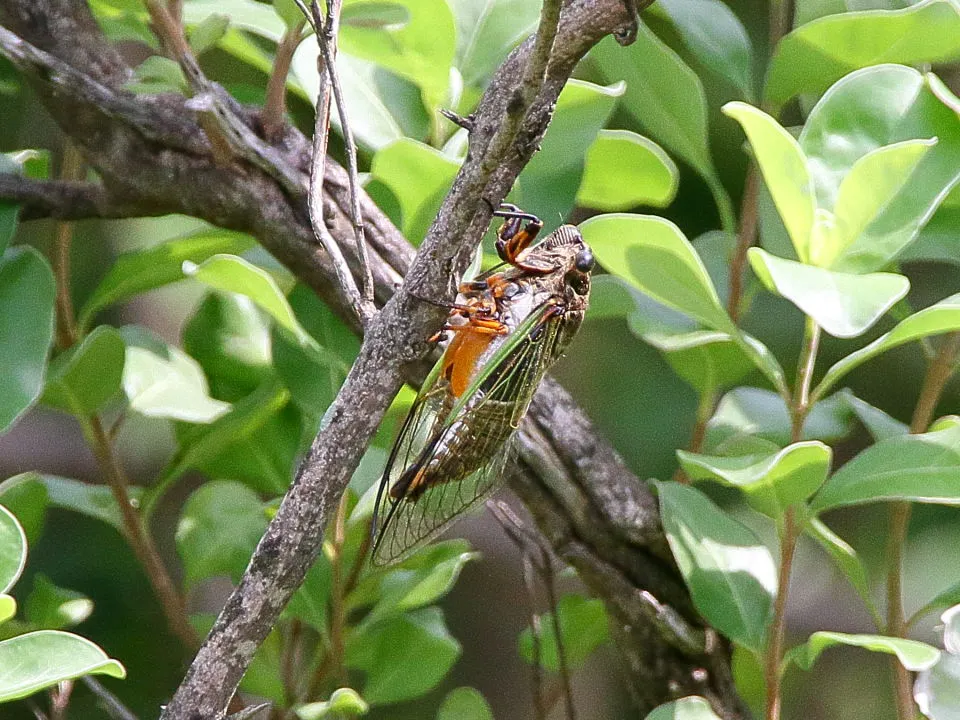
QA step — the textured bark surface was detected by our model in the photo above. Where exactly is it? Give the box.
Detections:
[0,1,748,718]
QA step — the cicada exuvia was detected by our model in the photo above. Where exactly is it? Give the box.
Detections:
[371,205,594,565]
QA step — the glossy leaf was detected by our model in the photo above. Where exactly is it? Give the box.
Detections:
[640,331,753,395]
[657,482,776,652]
[175,480,269,588]
[370,139,459,244]
[0,631,125,701]
[645,696,723,720]
[24,574,93,630]
[0,247,55,434]
[518,594,610,671]
[805,517,879,626]
[577,130,679,211]
[40,475,135,532]
[515,79,624,223]
[183,292,274,400]
[818,293,960,398]
[0,474,47,544]
[338,0,455,112]
[766,0,960,108]
[912,584,960,629]
[120,326,229,422]
[0,155,19,254]
[0,505,26,594]
[42,326,125,417]
[0,595,14,624]
[581,214,732,332]
[188,12,230,55]
[182,0,285,42]
[437,688,492,720]
[706,387,853,451]
[678,441,831,518]
[748,248,909,338]
[297,688,370,719]
[591,25,716,186]
[723,103,815,262]
[787,631,940,672]
[649,0,753,99]
[813,423,960,511]
[800,66,960,273]
[292,46,423,150]
[78,229,254,332]
[448,0,541,88]
[915,653,960,720]
[345,607,460,704]
[840,390,909,442]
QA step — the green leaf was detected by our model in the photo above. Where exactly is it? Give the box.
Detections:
[645,696,723,720]
[649,0,754,100]
[0,595,14,624]
[175,480,269,588]
[514,79,624,223]
[286,553,332,634]
[273,0,305,30]
[0,246,55,434]
[805,517,879,627]
[657,482,776,652]
[576,129,679,211]
[812,423,960,512]
[723,102,815,263]
[786,631,940,672]
[915,653,960,720]
[821,139,935,267]
[581,214,732,332]
[78,229,254,332]
[638,330,754,396]
[0,474,47,545]
[39,475,135,532]
[126,56,186,94]
[182,0,286,42]
[24,574,93,630]
[913,585,960,631]
[817,293,960,399]
[120,326,229,422]
[748,247,909,338]
[840,390,909,442]
[338,0,456,112]
[342,2,410,29]
[706,387,853,451]
[370,139,459,244]
[799,66,960,273]
[765,0,960,108]
[292,47,426,150]
[188,12,230,55]
[0,630,125,701]
[42,326,125,417]
[591,25,716,186]
[297,688,370,719]
[448,0,540,88]
[156,381,293,502]
[345,607,460,705]
[518,594,610,671]
[437,687,493,720]
[678,441,831,518]
[0,505,26,594]
[183,292,274,400]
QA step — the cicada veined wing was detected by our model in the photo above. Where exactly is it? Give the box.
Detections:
[371,302,565,566]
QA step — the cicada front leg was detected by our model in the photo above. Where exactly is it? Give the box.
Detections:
[492,203,551,273]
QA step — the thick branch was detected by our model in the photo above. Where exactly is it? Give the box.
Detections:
[0,1,745,717]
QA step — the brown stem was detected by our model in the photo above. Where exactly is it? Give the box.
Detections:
[328,493,349,685]
[52,144,84,350]
[765,319,820,720]
[87,415,198,649]
[887,331,960,720]
[262,21,306,143]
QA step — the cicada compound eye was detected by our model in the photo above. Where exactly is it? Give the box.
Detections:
[575,247,595,273]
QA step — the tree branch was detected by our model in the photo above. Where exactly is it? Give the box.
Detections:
[0,1,746,716]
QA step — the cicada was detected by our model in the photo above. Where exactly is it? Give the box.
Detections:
[371,205,594,565]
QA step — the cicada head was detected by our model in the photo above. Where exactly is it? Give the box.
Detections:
[532,224,594,313]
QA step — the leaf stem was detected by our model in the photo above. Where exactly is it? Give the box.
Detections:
[727,164,760,322]
[328,492,350,686]
[53,143,83,350]
[261,20,306,143]
[765,318,820,720]
[887,331,960,720]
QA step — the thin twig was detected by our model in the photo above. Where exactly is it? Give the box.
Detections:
[49,680,73,720]
[81,677,141,720]
[887,331,960,720]
[52,143,83,350]
[315,0,376,312]
[328,492,349,686]
[261,20,307,142]
[727,164,760,322]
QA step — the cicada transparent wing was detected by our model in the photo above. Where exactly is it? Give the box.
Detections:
[371,302,564,566]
